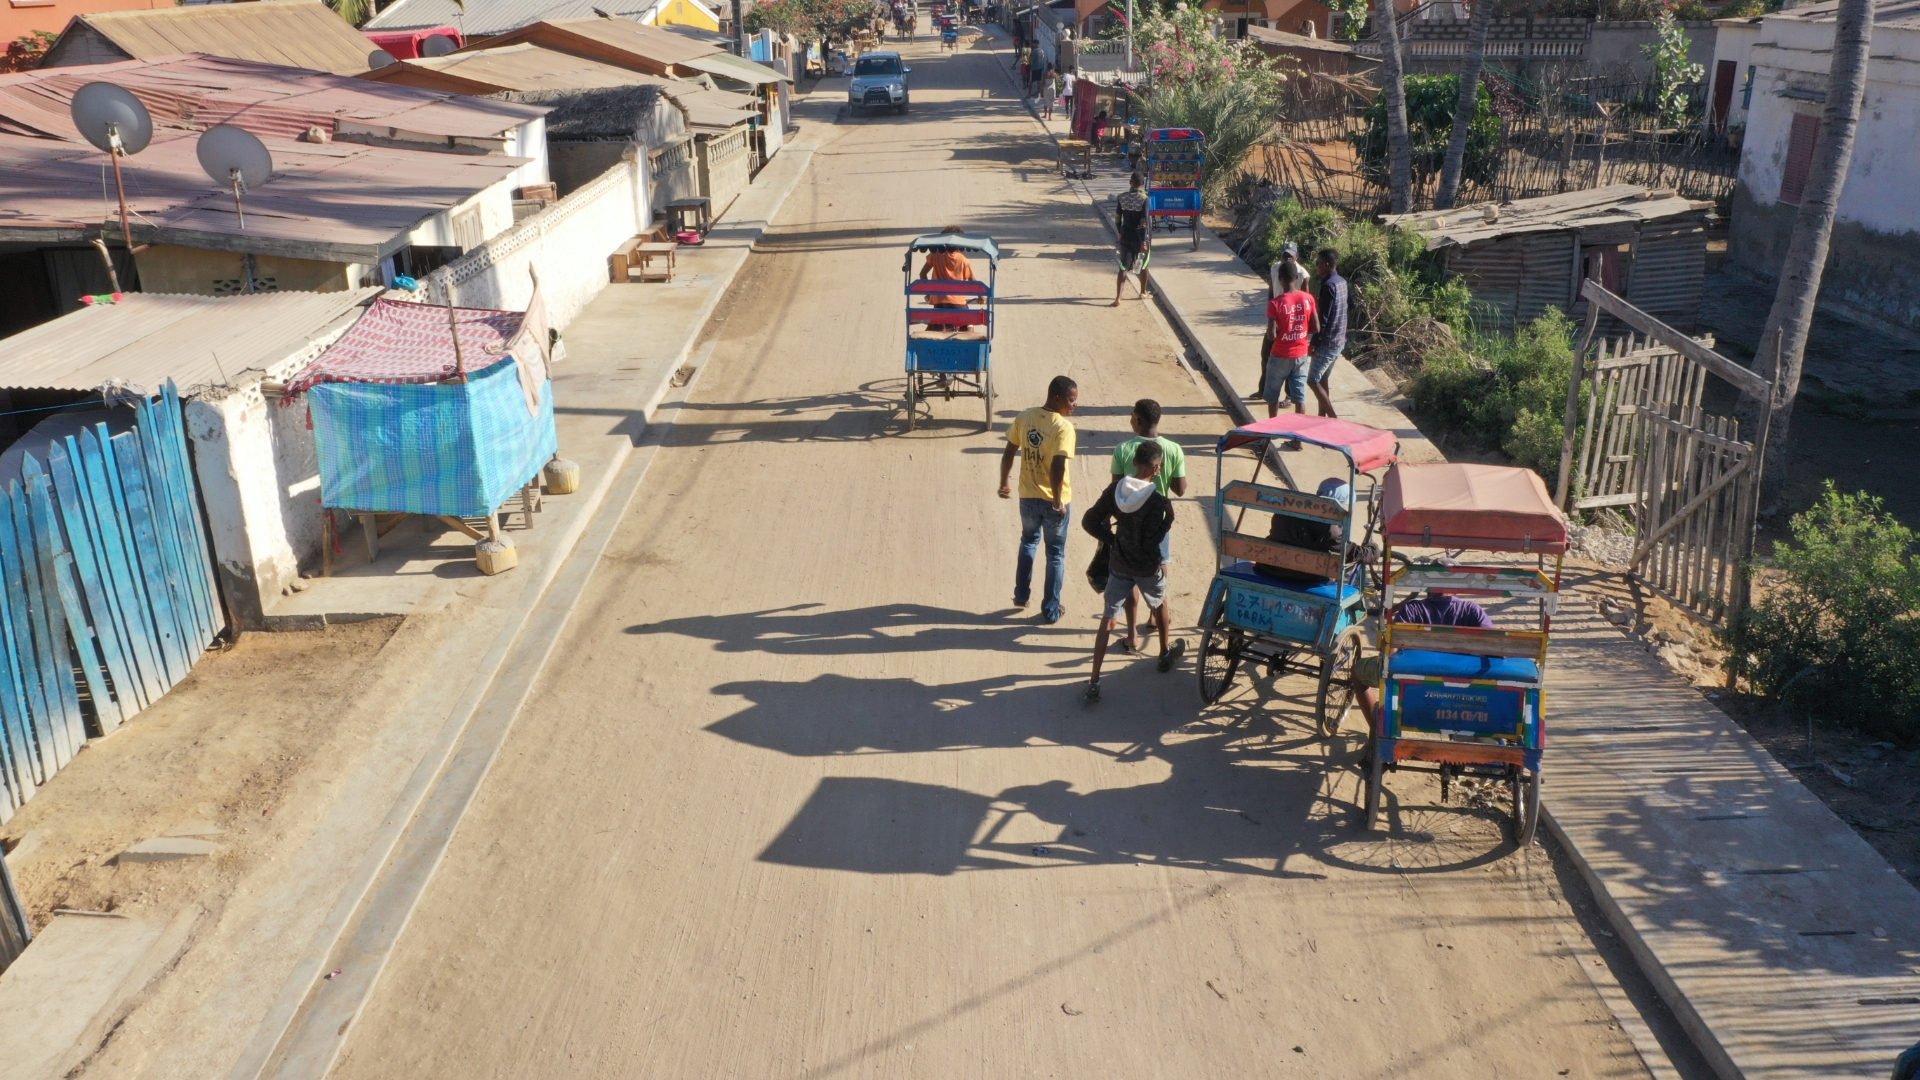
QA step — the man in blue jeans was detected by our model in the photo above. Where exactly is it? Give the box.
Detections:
[998,375,1079,623]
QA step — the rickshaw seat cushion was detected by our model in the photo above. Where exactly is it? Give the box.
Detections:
[1219,560,1344,601]
[1390,649,1539,684]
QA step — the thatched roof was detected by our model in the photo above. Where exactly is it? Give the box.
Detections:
[502,85,665,139]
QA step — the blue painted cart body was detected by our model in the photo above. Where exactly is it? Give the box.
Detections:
[1145,128,1205,249]
[902,232,999,430]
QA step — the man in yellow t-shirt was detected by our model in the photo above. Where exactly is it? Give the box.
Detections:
[998,375,1079,623]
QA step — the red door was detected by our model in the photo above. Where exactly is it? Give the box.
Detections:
[1710,59,1737,132]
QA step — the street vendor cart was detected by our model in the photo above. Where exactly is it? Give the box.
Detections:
[1365,462,1569,844]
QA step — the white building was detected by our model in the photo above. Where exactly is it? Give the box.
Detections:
[1725,0,1920,337]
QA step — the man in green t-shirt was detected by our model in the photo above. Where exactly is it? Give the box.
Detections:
[999,375,1079,624]
[1109,398,1185,645]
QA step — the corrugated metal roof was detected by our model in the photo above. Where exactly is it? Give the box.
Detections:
[681,51,789,85]
[1769,0,1920,28]
[470,17,721,70]
[4,54,547,143]
[1384,185,1714,250]
[0,127,527,260]
[0,289,378,392]
[368,0,658,37]
[57,1,385,76]
[386,42,667,91]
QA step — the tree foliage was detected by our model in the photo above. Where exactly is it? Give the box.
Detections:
[1643,8,1705,127]
[747,0,875,43]
[1407,309,1582,478]
[1353,74,1499,192]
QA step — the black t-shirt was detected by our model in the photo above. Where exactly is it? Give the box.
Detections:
[1116,190,1148,249]
[1254,513,1345,585]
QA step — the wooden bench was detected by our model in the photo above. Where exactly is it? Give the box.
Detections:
[609,238,678,283]
[1058,138,1093,178]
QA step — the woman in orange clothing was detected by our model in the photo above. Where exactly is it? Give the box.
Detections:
[918,224,979,308]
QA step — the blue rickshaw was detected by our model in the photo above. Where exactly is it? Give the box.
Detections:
[1196,415,1399,733]
[903,232,997,430]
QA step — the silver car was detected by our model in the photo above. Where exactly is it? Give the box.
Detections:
[848,51,910,116]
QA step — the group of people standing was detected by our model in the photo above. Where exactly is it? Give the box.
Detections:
[997,379,1187,702]
[1260,242,1348,426]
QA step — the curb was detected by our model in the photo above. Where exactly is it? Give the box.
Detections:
[225,135,821,1080]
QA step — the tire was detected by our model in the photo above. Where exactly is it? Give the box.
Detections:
[905,375,917,430]
[982,368,993,430]
[900,97,910,114]
[1197,627,1239,704]
[1362,746,1384,832]
[1513,770,1541,846]
[1315,626,1364,739]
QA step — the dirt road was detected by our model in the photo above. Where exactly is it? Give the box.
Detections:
[329,39,1654,1079]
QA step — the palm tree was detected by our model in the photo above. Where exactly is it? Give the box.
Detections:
[1750,0,1874,506]
[1373,0,1413,213]
[1434,0,1495,209]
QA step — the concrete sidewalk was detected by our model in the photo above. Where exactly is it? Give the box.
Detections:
[983,29,1920,1080]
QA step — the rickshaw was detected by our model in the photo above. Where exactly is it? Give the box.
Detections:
[1364,462,1568,844]
[902,232,997,430]
[937,13,959,48]
[1145,127,1204,250]
[1196,415,1398,732]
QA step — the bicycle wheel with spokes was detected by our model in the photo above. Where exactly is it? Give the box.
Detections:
[1315,625,1364,738]
[1512,769,1541,846]
[1197,628,1240,704]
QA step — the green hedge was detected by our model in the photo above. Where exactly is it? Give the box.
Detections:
[1726,484,1920,740]
[1405,309,1582,479]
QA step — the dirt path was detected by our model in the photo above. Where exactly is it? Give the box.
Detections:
[326,42,1653,1080]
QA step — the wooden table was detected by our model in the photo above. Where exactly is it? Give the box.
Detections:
[1057,139,1093,178]
[611,237,678,283]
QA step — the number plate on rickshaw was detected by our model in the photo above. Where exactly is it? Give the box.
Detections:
[1224,584,1324,643]
[1392,680,1531,740]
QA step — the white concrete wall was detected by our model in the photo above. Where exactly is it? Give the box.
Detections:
[1737,21,1920,238]
[184,321,355,628]
[422,148,648,330]
[405,175,521,252]
[1709,19,1762,129]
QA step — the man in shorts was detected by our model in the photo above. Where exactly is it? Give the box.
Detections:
[1080,442,1179,701]
[1306,247,1348,418]
[1110,398,1185,639]
[1112,173,1151,305]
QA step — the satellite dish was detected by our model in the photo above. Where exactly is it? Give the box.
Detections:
[420,33,456,56]
[71,82,152,155]
[368,48,399,68]
[196,125,273,229]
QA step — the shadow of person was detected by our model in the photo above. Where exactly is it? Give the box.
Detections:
[630,603,1084,658]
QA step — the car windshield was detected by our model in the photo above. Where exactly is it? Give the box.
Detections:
[855,57,902,76]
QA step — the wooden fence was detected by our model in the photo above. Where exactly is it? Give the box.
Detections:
[1554,282,1776,624]
[0,382,224,821]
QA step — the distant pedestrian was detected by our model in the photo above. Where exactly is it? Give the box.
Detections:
[1263,264,1319,423]
[1041,66,1059,119]
[1110,398,1185,642]
[1307,247,1347,418]
[1081,441,1177,701]
[999,375,1079,623]
[1111,174,1151,305]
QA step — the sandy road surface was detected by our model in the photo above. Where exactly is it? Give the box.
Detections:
[330,38,1653,1080]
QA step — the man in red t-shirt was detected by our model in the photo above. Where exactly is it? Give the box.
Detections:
[1262,266,1319,421]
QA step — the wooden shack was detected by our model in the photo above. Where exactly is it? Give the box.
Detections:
[1384,185,1714,332]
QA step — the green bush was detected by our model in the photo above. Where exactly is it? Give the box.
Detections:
[1406,308,1581,477]
[1725,484,1920,740]
[1258,197,1474,341]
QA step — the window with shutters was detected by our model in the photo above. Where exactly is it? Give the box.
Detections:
[1779,113,1819,205]
[451,207,484,252]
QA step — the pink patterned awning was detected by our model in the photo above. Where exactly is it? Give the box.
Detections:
[281,297,525,402]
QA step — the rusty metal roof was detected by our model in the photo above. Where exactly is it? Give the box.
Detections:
[467,17,721,71]
[48,1,386,76]
[375,42,670,92]
[2,54,547,144]
[0,289,379,392]
[1383,185,1715,250]
[0,127,527,261]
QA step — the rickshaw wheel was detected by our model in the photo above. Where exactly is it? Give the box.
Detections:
[982,369,994,430]
[1315,625,1364,738]
[1362,748,1384,832]
[1197,628,1239,704]
[905,377,918,430]
[1511,770,1541,846]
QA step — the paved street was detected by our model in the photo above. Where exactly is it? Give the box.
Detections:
[327,37,1652,1079]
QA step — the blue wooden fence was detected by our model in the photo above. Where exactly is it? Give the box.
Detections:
[0,382,224,823]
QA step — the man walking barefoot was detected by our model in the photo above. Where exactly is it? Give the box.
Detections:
[1111,174,1152,305]
[1081,442,1178,701]
[999,376,1079,624]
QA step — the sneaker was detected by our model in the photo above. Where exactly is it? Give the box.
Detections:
[1083,681,1101,702]
[1157,638,1187,672]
